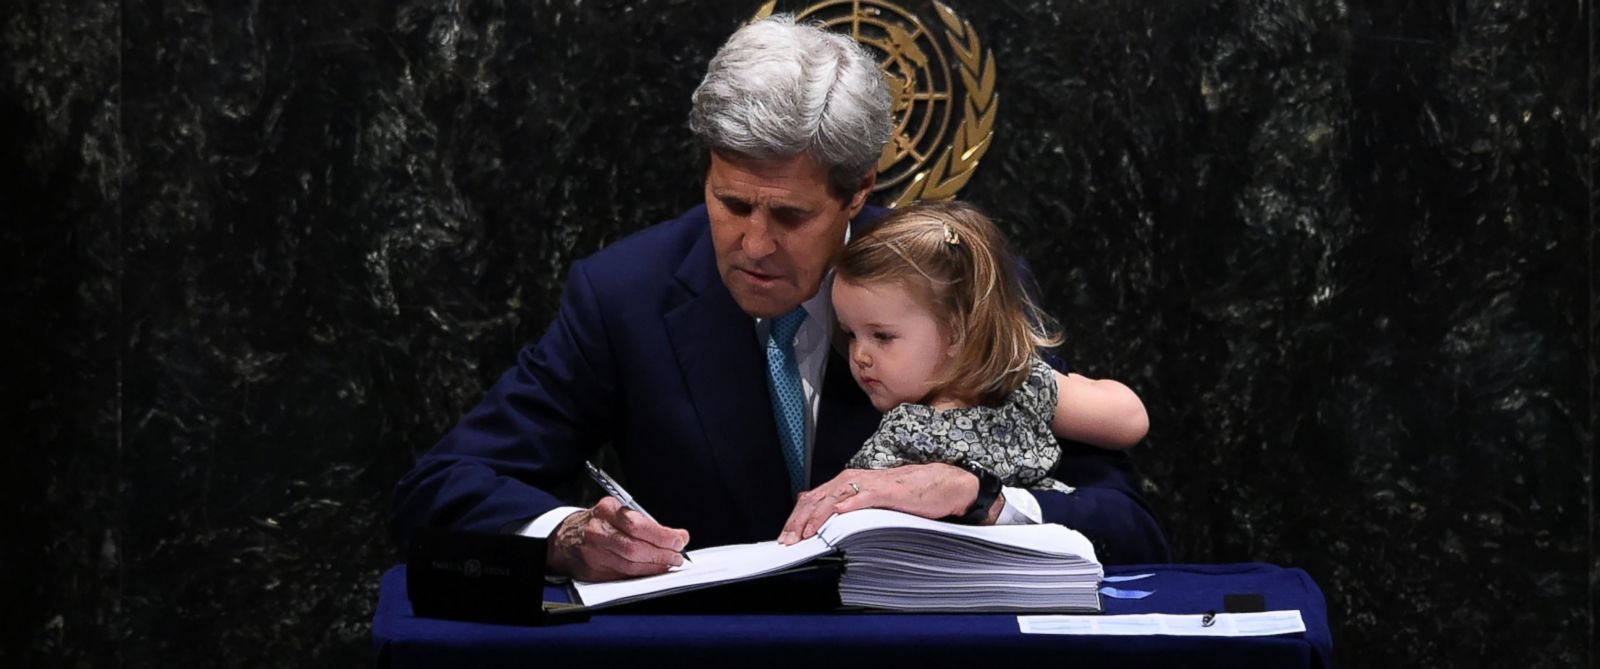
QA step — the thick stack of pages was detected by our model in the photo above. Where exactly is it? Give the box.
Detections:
[821,509,1102,612]
[571,508,1102,612]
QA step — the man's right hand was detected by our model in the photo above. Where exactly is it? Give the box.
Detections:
[545,496,690,582]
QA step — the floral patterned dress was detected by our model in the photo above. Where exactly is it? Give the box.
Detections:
[846,356,1073,492]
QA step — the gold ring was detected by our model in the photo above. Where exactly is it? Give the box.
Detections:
[849,482,861,495]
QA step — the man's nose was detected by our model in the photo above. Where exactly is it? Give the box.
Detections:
[741,215,776,260]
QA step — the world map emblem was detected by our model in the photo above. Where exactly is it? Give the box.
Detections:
[752,1,998,206]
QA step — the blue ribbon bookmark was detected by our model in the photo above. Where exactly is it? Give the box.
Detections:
[1098,586,1155,600]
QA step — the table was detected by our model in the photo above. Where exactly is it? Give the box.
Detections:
[373,562,1332,668]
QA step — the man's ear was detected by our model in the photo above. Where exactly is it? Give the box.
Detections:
[846,171,877,217]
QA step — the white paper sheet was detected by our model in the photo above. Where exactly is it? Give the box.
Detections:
[571,536,831,608]
[819,509,1098,563]
[572,509,1104,611]
[1017,610,1307,637]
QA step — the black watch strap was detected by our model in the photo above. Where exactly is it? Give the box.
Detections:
[950,463,1002,525]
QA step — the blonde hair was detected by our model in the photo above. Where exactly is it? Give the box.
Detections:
[836,201,1063,405]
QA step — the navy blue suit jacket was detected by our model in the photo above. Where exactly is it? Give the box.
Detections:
[391,205,1170,563]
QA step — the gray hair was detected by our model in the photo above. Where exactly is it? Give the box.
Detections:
[689,14,893,198]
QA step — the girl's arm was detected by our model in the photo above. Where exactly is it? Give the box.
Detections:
[1050,371,1149,450]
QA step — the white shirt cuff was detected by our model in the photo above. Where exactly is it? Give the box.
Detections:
[994,486,1043,525]
[517,506,584,538]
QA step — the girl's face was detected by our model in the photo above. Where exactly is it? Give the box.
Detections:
[831,277,956,412]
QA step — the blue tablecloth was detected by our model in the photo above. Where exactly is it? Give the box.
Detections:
[374,562,1332,668]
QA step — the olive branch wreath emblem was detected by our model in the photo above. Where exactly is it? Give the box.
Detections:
[752,1,997,206]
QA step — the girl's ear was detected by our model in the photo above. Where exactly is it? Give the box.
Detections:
[944,324,963,358]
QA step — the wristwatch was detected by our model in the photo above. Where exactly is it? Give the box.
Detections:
[950,463,1001,525]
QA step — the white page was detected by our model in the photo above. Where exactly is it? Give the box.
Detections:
[1017,610,1307,637]
[570,536,832,608]
[818,508,1098,564]
[574,509,1101,609]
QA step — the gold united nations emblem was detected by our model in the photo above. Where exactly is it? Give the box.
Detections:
[752,0,997,207]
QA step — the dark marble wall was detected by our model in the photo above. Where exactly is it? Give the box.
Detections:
[3,0,1591,666]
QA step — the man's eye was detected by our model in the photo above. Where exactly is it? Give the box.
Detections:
[774,209,811,226]
[722,200,752,216]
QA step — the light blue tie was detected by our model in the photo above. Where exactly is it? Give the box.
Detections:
[765,307,810,495]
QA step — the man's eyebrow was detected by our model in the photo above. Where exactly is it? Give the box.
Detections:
[708,191,815,212]
[771,204,817,217]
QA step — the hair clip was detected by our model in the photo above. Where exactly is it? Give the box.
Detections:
[942,222,961,246]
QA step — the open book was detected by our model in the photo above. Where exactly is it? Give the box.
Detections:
[571,508,1103,612]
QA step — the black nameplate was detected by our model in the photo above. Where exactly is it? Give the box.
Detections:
[406,526,585,626]
[1223,593,1267,613]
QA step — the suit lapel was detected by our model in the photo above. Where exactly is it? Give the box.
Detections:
[663,223,794,535]
[661,204,890,534]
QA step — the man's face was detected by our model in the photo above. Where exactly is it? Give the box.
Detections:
[832,277,955,412]
[706,151,869,318]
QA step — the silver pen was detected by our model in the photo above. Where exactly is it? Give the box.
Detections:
[584,461,692,563]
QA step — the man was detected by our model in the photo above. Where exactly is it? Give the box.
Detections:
[389,15,1169,583]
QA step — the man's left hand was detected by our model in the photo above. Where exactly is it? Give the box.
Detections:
[777,463,1001,544]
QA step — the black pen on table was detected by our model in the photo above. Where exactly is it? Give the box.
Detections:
[583,461,693,564]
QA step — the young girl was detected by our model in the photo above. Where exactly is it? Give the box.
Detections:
[833,200,1148,494]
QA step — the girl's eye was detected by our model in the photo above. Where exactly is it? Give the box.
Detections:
[873,332,896,343]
